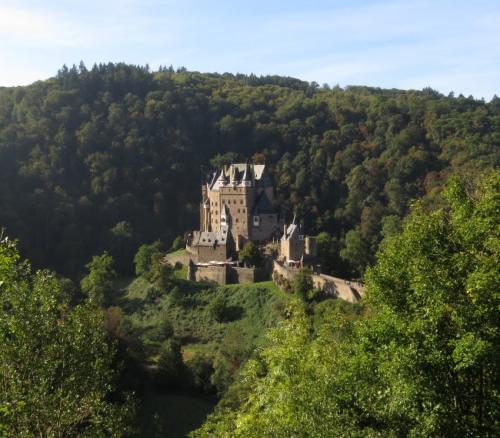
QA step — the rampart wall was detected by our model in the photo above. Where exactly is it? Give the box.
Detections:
[273,261,364,303]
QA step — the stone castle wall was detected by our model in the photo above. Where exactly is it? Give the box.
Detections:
[190,264,229,284]
[251,213,280,242]
[186,263,262,285]
[272,261,364,303]
[164,251,192,266]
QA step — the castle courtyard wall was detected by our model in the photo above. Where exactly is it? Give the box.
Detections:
[272,261,364,303]
[192,265,229,284]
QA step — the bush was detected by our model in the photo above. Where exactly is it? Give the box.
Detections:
[238,241,263,268]
[293,267,313,302]
[148,318,174,343]
[170,235,184,252]
[148,254,174,291]
[133,241,163,277]
[207,294,229,322]
[186,354,215,394]
[157,338,183,387]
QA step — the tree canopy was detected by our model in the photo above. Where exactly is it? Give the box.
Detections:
[0,240,134,436]
[0,64,498,278]
[193,171,500,437]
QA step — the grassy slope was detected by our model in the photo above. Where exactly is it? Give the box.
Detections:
[118,272,289,363]
[114,271,291,436]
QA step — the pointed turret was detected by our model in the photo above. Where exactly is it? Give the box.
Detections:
[217,167,228,185]
[221,203,230,225]
[241,162,252,187]
[230,164,238,185]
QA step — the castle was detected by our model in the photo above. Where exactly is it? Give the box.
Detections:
[172,161,363,301]
[187,163,281,263]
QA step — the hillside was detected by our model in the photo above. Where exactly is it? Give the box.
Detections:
[0,63,498,278]
[108,266,291,436]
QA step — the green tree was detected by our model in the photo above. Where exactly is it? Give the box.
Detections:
[364,172,500,436]
[293,267,313,302]
[81,252,117,307]
[315,231,346,275]
[193,172,500,437]
[157,338,184,387]
[133,241,163,277]
[340,227,370,276]
[208,294,229,322]
[107,221,136,274]
[170,235,184,252]
[149,316,174,342]
[238,241,262,268]
[0,240,135,436]
[148,253,173,291]
[211,325,251,393]
[380,214,401,240]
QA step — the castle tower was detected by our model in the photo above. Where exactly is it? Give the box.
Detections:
[202,163,280,247]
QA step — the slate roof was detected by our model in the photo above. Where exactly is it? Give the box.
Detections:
[209,163,268,191]
[253,190,274,214]
[191,226,229,247]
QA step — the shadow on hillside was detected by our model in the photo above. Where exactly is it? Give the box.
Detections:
[221,305,245,322]
[139,385,217,437]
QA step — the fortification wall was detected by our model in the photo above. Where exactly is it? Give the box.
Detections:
[272,261,364,303]
[192,265,228,284]
[251,213,280,241]
[273,260,296,281]
[190,264,262,285]
[164,251,192,266]
[229,266,254,283]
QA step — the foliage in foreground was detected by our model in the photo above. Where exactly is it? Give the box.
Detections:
[193,172,500,437]
[0,240,134,437]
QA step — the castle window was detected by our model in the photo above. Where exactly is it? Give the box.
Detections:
[240,200,243,204]
[215,202,218,206]
[236,218,239,223]
[237,209,240,213]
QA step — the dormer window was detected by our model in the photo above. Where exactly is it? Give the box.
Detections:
[253,216,260,227]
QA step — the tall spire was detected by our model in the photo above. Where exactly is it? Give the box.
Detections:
[230,164,237,184]
[242,162,251,181]
[217,167,228,185]
[221,203,229,225]
[241,162,252,187]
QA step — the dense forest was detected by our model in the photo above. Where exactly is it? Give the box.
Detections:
[195,173,500,437]
[0,65,499,436]
[0,63,498,278]
[2,171,498,436]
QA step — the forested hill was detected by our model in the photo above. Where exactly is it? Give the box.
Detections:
[0,63,498,277]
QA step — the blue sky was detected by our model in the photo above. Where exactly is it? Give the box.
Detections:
[1,0,499,99]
